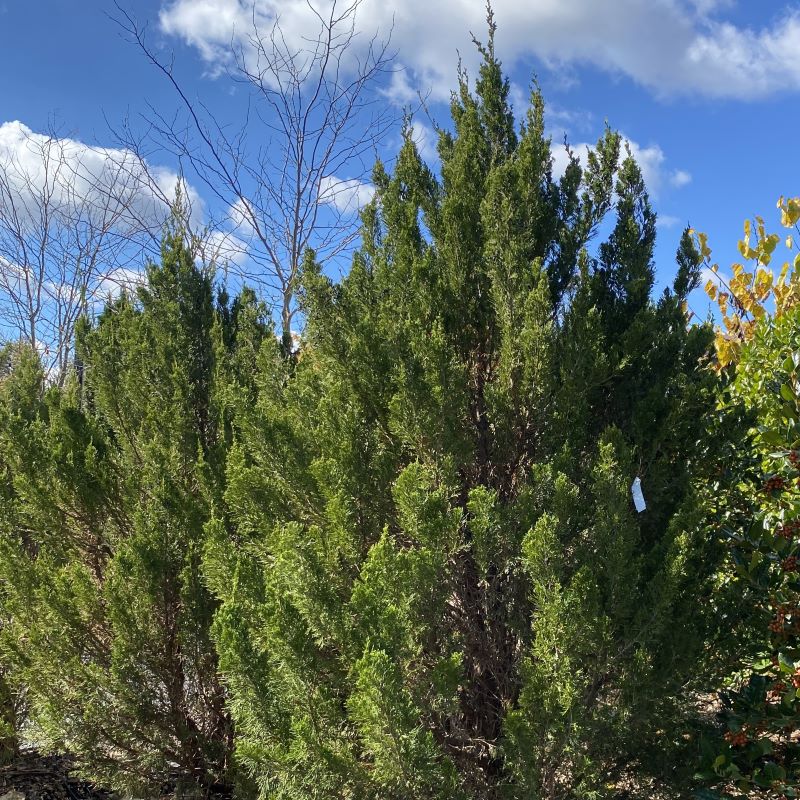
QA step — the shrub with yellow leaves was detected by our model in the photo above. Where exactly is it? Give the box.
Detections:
[693,196,800,369]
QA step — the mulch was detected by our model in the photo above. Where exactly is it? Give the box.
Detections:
[0,751,113,800]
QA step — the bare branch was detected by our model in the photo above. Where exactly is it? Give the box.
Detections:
[112,0,398,342]
[0,121,171,384]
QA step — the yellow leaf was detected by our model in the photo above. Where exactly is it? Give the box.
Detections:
[781,197,800,228]
[696,231,711,259]
[754,267,773,298]
[738,239,758,260]
[765,233,780,253]
[716,337,738,369]
[705,280,717,300]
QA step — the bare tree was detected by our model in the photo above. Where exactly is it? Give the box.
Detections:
[114,0,397,347]
[0,123,180,384]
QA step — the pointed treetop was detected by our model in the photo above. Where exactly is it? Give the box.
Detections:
[470,3,517,160]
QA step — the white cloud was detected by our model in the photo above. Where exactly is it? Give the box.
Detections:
[700,265,730,289]
[550,143,581,181]
[198,228,250,267]
[0,121,202,233]
[227,196,261,241]
[96,267,146,297]
[551,134,685,199]
[684,16,800,97]
[545,104,595,140]
[0,120,205,318]
[0,122,213,365]
[508,82,529,121]
[625,140,667,195]
[409,122,438,163]
[159,0,800,101]
[383,69,420,107]
[318,176,375,213]
[657,214,682,229]
[159,0,261,71]
[670,169,692,188]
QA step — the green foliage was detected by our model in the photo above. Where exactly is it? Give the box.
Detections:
[698,306,800,798]
[0,223,270,795]
[205,19,718,800]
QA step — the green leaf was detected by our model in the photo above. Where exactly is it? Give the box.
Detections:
[762,761,786,781]
[757,738,774,756]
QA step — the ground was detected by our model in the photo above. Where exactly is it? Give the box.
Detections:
[0,751,111,800]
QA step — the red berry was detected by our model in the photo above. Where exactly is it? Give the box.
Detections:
[779,520,800,539]
[724,730,748,747]
[764,476,787,493]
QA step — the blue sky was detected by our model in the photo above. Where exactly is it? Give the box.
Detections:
[1,0,799,320]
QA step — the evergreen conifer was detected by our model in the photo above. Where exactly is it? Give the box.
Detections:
[0,217,268,795]
[205,16,718,799]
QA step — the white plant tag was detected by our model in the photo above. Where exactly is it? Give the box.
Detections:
[631,477,646,513]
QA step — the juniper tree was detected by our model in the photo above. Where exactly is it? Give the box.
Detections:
[0,221,268,795]
[0,343,26,765]
[204,18,719,800]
